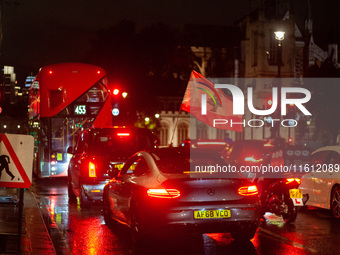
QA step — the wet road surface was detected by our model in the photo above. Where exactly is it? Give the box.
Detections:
[31,178,340,255]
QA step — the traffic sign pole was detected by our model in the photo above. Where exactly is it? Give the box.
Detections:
[0,134,33,252]
[17,188,24,252]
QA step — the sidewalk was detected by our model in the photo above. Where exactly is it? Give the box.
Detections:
[0,188,56,255]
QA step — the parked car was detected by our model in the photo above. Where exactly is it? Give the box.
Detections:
[67,127,158,208]
[300,146,340,218]
[103,147,261,244]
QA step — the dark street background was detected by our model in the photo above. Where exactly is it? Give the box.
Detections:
[2,0,340,83]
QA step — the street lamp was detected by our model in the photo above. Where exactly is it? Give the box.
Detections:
[271,30,285,139]
[274,31,284,78]
[274,31,285,42]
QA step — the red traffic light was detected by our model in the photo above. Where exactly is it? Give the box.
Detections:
[113,89,119,95]
[288,137,293,143]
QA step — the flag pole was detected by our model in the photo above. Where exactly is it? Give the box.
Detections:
[172,71,191,147]
[169,112,180,147]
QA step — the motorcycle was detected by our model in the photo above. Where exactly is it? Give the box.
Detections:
[223,139,310,223]
[257,177,308,223]
[256,144,310,223]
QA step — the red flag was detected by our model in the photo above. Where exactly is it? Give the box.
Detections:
[180,71,243,132]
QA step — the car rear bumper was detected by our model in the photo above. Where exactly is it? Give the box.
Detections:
[154,220,259,235]
[83,182,107,202]
[138,203,261,234]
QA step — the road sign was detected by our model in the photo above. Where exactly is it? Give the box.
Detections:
[112,107,119,116]
[0,134,34,188]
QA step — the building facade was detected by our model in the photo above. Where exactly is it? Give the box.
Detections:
[0,66,27,134]
[180,0,338,147]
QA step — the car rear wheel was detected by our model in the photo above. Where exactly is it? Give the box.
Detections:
[130,206,145,246]
[281,194,298,223]
[103,193,112,225]
[331,186,340,218]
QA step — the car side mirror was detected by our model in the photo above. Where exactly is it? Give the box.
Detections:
[67,146,74,154]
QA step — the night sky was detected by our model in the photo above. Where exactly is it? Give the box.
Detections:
[1,0,339,83]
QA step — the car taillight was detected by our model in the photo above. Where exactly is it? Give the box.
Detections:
[285,178,301,185]
[117,132,130,137]
[237,185,258,196]
[147,189,181,198]
[244,156,263,163]
[89,162,96,177]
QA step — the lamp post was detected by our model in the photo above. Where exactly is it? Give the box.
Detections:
[272,31,285,139]
[274,31,285,78]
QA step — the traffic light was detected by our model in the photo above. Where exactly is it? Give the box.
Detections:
[113,88,119,96]
[265,98,273,112]
[264,116,272,124]
[111,88,120,118]
[111,87,128,121]
[112,88,128,98]
[267,99,273,107]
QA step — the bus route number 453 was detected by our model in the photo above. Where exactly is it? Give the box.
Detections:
[74,105,86,115]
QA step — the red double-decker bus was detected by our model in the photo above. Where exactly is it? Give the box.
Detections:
[28,63,112,178]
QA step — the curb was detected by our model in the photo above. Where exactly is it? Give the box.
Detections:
[0,188,57,254]
[22,188,57,254]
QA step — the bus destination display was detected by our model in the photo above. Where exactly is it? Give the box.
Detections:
[74,105,87,115]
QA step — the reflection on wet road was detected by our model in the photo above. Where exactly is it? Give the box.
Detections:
[32,179,340,255]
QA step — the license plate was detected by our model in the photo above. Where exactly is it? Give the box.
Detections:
[289,189,303,199]
[194,209,231,219]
